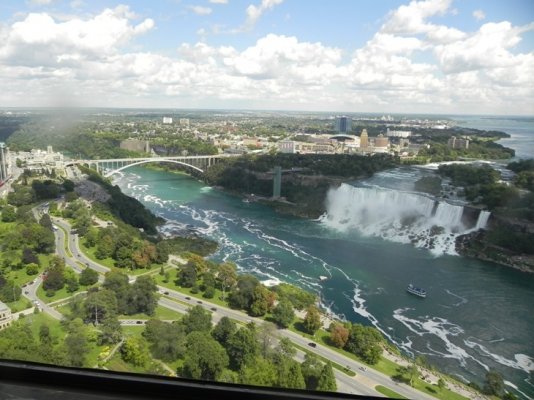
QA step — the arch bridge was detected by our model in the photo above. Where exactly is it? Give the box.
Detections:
[69,154,236,178]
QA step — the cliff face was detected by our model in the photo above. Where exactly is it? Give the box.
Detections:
[456,217,534,273]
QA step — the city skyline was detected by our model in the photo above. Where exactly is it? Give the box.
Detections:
[0,0,533,115]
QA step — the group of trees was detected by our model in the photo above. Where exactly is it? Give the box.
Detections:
[328,322,383,365]
[126,306,337,392]
[418,139,515,162]
[0,318,95,368]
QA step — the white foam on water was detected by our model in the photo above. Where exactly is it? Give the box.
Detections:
[445,289,468,307]
[392,308,489,370]
[464,338,534,374]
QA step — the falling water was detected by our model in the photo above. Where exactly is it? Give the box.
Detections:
[475,210,491,230]
[322,184,468,256]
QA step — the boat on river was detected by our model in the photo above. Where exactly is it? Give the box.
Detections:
[407,284,427,298]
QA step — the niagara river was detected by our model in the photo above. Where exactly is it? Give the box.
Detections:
[114,116,534,398]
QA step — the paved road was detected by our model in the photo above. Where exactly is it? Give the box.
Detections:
[53,216,440,400]
[21,276,63,320]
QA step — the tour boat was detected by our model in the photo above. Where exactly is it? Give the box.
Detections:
[407,284,427,298]
[319,276,328,282]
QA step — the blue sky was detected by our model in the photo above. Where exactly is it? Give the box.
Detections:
[0,0,533,114]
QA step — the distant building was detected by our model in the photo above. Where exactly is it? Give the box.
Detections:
[386,128,412,138]
[360,129,369,148]
[448,136,469,150]
[279,140,296,153]
[47,145,53,154]
[335,116,352,133]
[0,301,12,331]
[0,142,9,183]
[120,138,151,153]
[374,134,389,149]
[179,118,190,127]
[162,117,173,124]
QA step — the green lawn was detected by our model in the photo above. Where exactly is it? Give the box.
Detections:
[37,284,85,304]
[152,273,229,308]
[24,312,66,341]
[6,297,33,312]
[376,385,407,399]
[119,305,184,321]
[80,237,116,269]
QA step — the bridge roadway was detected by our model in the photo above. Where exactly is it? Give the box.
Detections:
[28,213,440,400]
[70,154,238,166]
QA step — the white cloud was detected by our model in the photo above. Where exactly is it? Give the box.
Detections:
[473,9,486,21]
[0,6,154,67]
[188,6,213,16]
[240,0,284,31]
[0,1,533,114]
[209,0,228,4]
[27,0,54,5]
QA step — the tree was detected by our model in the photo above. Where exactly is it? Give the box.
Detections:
[272,299,295,328]
[317,362,337,392]
[98,316,123,345]
[62,179,75,192]
[437,378,446,392]
[257,321,277,358]
[181,305,212,334]
[178,264,197,288]
[303,305,322,335]
[239,357,277,387]
[301,353,323,390]
[84,289,118,325]
[21,248,38,266]
[39,324,52,347]
[79,268,98,286]
[484,369,505,397]
[212,316,237,345]
[95,235,115,259]
[228,274,259,310]
[249,285,274,316]
[344,324,383,364]
[271,344,305,389]
[182,331,229,381]
[330,322,349,348]
[103,271,130,314]
[217,262,237,301]
[226,327,259,370]
[143,319,186,362]
[407,364,419,387]
[39,213,53,231]
[1,205,16,222]
[126,275,158,315]
[64,331,89,367]
[121,337,150,367]
[43,269,65,291]
[25,263,39,276]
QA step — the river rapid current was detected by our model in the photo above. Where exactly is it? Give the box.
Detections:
[114,116,534,398]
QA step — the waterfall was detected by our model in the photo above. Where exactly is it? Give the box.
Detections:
[475,210,491,230]
[322,184,469,256]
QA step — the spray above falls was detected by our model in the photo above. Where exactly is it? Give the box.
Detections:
[321,184,490,256]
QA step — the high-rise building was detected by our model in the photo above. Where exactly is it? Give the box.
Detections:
[360,129,369,148]
[335,116,352,133]
[0,142,9,183]
[162,117,173,124]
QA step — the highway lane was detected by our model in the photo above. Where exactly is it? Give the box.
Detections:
[54,216,438,400]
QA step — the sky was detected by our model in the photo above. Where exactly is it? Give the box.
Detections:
[0,0,533,115]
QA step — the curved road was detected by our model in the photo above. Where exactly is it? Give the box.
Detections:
[48,215,443,400]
